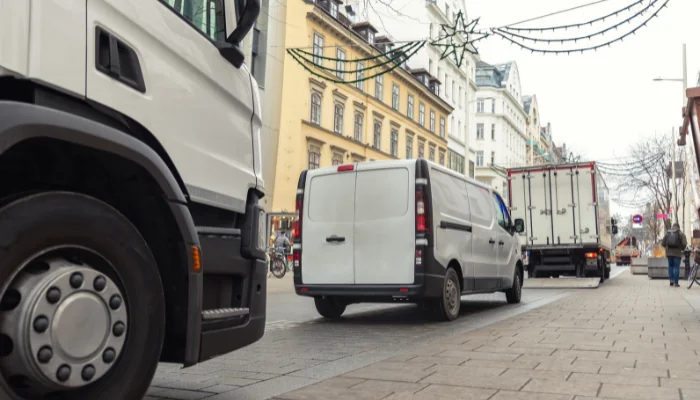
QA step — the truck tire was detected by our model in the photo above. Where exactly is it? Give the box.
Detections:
[0,192,165,400]
[505,268,522,304]
[436,268,461,321]
[314,297,346,319]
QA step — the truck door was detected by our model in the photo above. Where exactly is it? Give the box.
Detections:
[529,170,554,245]
[551,168,577,245]
[509,171,530,243]
[85,0,258,212]
[575,165,598,244]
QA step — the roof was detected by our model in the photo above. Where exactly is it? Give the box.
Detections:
[522,95,533,114]
[475,60,516,89]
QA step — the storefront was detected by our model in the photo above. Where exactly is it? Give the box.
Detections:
[266,213,294,250]
[681,86,700,227]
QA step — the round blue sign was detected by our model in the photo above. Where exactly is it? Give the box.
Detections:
[632,214,643,224]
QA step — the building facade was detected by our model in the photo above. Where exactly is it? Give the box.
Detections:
[523,95,550,165]
[472,60,528,197]
[269,0,452,241]
[347,0,478,178]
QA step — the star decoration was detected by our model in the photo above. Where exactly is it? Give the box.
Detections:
[430,11,489,68]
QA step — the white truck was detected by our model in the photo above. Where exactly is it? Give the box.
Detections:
[0,1,267,399]
[507,162,615,281]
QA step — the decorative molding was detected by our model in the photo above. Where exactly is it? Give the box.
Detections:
[332,88,348,103]
[306,135,326,148]
[372,110,385,120]
[330,144,348,154]
[309,77,327,93]
[351,152,366,161]
[405,129,416,138]
[353,100,367,111]
[390,120,401,129]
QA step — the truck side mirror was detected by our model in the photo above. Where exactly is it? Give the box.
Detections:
[611,218,617,225]
[218,0,261,68]
[514,218,525,234]
[612,226,619,235]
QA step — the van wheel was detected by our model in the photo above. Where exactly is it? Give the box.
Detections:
[314,297,346,319]
[437,268,461,321]
[505,268,522,304]
[0,192,164,400]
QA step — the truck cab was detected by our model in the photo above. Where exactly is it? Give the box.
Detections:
[0,1,266,398]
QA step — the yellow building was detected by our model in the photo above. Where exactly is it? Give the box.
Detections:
[267,0,453,244]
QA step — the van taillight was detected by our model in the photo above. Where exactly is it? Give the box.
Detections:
[292,198,302,243]
[293,250,301,269]
[415,249,423,266]
[416,190,428,233]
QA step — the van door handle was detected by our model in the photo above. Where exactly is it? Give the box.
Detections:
[498,241,505,246]
[489,239,496,245]
[326,235,345,243]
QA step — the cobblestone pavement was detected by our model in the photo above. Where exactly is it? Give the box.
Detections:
[270,270,700,400]
[145,275,581,400]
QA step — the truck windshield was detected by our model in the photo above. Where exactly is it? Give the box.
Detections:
[163,0,226,41]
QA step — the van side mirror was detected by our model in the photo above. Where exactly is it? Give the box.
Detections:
[612,226,619,235]
[611,218,617,225]
[514,218,525,234]
[218,0,261,68]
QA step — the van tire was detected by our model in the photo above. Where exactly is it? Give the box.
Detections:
[505,268,522,304]
[437,268,461,321]
[314,296,346,319]
[0,191,165,400]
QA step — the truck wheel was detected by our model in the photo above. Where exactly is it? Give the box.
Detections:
[505,268,523,304]
[0,192,165,400]
[604,266,610,279]
[314,297,346,319]
[436,268,461,321]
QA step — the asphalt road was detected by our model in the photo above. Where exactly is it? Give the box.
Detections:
[147,265,628,400]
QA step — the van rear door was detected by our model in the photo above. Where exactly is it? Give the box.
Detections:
[353,161,415,284]
[302,166,356,284]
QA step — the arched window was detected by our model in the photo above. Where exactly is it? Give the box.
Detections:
[354,113,363,141]
[310,93,321,124]
[333,104,344,134]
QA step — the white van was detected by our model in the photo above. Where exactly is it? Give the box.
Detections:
[291,159,525,321]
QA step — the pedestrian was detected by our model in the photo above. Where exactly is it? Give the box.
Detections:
[662,222,688,287]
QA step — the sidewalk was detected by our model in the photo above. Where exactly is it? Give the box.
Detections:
[273,271,700,400]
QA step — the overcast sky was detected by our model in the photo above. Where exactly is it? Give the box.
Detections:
[465,0,698,216]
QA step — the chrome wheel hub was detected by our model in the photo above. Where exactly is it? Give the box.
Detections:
[445,279,459,314]
[0,256,127,392]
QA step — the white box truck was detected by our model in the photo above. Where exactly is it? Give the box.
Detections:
[507,162,614,281]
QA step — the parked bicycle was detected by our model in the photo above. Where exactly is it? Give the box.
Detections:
[268,247,288,279]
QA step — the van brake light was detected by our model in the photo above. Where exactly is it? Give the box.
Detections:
[337,164,354,172]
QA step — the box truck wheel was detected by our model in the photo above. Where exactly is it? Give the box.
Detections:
[436,268,461,321]
[505,267,523,304]
[314,296,346,319]
[0,192,165,400]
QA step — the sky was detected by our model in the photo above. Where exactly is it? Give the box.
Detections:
[464,0,700,216]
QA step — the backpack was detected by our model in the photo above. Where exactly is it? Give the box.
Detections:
[667,231,681,249]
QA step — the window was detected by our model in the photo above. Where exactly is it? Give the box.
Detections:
[354,113,363,141]
[330,1,339,17]
[439,150,445,165]
[310,93,321,124]
[373,122,381,149]
[429,59,434,74]
[313,33,324,65]
[333,104,344,134]
[406,136,413,159]
[429,110,435,133]
[368,31,374,44]
[418,141,425,158]
[390,130,398,156]
[451,81,455,100]
[476,151,484,166]
[491,124,495,140]
[375,74,383,100]
[476,98,484,113]
[308,145,320,169]
[451,116,454,135]
[355,62,365,91]
[164,0,226,41]
[445,4,450,19]
[336,48,345,79]
[429,145,436,162]
[407,95,414,118]
[476,123,484,140]
[448,149,465,174]
[469,160,475,178]
[457,121,461,138]
[490,151,495,165]
[392,84,400,110]
[332,152,343,166]
[491,99,495,113]
[439,117,445,138]
[493,194,510,230]
[419,103,425,126]
[445,76,450,99]
[458,87,463,108]
[250,27,264,84]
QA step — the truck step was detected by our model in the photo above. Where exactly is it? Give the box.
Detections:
[196,226,241,238]
[202,307,249,321]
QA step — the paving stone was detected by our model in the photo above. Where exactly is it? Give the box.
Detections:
[490,391,574,400]
[343,362,436,383]
[408,356,467,365]
[420,373,528,391]
[660,377,700,389]
[598,383,680,399]
[383,384,496,399]
[599,365,669,377]
[460,358,540,370]
[147,389,213,399]
[521,378,600,397]
[275,384,392,400]
[569,372,658,386]
[435,350,520,361]
[500,367,571,381]
[349,379,427,394]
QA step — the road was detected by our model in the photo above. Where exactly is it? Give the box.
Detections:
[147,265,628,400]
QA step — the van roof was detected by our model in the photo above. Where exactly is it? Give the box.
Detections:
[309,159,493,192]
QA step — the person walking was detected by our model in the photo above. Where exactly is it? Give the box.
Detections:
[662,222,688,287]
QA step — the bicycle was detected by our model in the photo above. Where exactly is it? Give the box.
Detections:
[268,247,288,279]
[688,248,700,289]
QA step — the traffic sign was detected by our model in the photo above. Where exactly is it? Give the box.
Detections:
[632,214,643,224]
